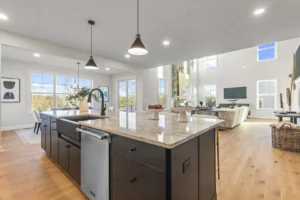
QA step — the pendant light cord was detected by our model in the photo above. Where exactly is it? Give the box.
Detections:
[137,0,139,34]
[77,62,80,87]
[90,24,93,56]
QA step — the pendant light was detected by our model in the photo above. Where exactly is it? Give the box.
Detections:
[128,0,148,55]
[85,20,98,70]
[73,62,80,89]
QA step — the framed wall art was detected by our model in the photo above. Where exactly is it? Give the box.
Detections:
[98,86,109,102]
[1,77,20,103]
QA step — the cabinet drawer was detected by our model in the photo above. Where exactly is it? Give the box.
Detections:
[111,186,134,200]
[111,135,165,173]
[51,118,57,130]
[111,153,165,200]
[58,138,69,171]
[40,114,50,124]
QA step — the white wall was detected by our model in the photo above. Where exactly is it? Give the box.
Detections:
[198,37,300,118]
[0,59,112,130]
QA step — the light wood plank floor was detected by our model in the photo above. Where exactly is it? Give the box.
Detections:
[0,120,300,200]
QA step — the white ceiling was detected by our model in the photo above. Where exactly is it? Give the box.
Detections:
[2,45,124,75]
[0,0,300,68]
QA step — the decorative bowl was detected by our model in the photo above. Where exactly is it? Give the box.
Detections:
[147,108,164,120]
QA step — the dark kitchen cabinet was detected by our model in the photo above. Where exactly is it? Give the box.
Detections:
[69,144,81,183]
[58,138,69,171]
[41,124,46,151]
[112,186,134,200]
[45,124,51,154]
[199,129,216,200]
[40,114,50,153]
[50,129,59,162]
[58,137,81,184]
[171,137,198,200]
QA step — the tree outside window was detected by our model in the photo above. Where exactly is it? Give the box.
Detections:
[204,85,217,107]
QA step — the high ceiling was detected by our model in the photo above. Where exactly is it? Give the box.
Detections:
[0,0,300,68]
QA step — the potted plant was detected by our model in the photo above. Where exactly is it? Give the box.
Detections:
[66,87,97,112]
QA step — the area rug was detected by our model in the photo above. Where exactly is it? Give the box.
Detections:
[15,128,41,145]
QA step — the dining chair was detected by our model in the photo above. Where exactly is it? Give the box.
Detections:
[32,110,41,134]
[193,114,221,179]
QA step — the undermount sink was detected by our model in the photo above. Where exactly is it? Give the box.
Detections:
[65,115,108,122]
[57,115,108,143]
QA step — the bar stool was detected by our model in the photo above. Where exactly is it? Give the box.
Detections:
[32,110,41,134]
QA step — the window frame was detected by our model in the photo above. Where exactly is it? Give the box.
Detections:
[29,70,93,111]
[204,55,217,70]
[204,84,217,107]
[55,75,76,107]
[257,42,277,62]
[256,80,277,110]
[158,78,166,106]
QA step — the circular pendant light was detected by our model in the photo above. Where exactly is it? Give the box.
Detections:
[85,20,98,70]
[128,0,148,55]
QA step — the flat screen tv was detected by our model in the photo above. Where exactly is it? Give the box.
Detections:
[224,87,247,99]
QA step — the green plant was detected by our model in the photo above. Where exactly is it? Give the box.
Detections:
[66,87,97,106]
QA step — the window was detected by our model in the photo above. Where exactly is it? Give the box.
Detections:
[204,85,217,107]
[157,66,163,79]
[118,79,136,112]
[31,73,54,111]
[30,73,93,111]
[257,80,276,109]
[257,42,277,61]
[76,78,92,89]
[56,76,75,107]
[158,79,166,106]
[204,55,217,69]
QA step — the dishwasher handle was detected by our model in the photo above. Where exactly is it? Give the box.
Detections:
[76,128,109,140]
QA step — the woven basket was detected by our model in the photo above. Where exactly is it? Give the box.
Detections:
[271,123,300,152]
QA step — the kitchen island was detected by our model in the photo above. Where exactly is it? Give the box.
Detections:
[40,109,223,200]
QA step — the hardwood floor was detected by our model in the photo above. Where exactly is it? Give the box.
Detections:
[0,131,88,200]
[217,119,300,200]
[0,120,300,200]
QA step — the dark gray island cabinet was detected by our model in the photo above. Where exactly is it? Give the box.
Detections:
[110,129,216,200]
[40,110,219,200]
[40,113,81,184]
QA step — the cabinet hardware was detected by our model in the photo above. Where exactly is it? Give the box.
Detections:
[130,177,137,184]
[90,191,96,198]
[52,129,57,131]
[129,148,137,152]
[43,125,47,127]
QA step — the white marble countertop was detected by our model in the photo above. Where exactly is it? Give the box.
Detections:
[41,110,224,149]
[40,109,106,118]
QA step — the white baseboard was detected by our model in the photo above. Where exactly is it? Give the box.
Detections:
[1,124,33,131]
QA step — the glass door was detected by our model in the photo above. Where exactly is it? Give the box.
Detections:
[118,79,136,112]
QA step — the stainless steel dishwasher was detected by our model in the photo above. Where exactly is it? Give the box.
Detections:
[76,126,110,200]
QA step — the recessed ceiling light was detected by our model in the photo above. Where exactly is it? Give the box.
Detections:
[163,40,170,46]
[254,8,265,16]
[106,68,110,71]
[243,66,247,68]
[125,54,131,58]
[0,13,8,20]
[33,53,41,57]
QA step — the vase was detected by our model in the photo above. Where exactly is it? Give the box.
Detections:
[79,98,89,112]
